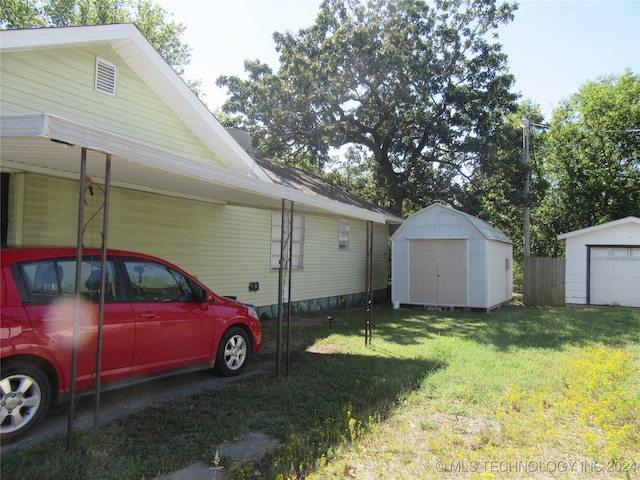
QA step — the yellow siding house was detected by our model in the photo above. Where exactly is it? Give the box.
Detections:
[0,24,400,316]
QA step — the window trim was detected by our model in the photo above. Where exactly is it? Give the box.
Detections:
[271,212,305,270]
[339,218,351,250]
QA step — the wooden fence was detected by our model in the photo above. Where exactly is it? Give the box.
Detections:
[523,257,566,306]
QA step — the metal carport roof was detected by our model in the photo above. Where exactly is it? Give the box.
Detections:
[0,113,390,223]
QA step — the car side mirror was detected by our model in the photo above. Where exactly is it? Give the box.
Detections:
[199,288,213,305]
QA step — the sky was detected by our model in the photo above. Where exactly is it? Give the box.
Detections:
[153,0,640,120]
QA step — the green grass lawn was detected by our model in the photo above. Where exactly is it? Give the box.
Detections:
[2,304,639,479]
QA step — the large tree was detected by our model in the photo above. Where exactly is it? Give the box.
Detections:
[218,0,518,215]
[1,0,197,90]
[534,71,640,256]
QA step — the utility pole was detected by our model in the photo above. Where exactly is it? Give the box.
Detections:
[520,116,531,258]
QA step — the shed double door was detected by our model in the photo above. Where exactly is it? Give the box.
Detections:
[410,239,467,305]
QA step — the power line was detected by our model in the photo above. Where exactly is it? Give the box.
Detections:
[531,123,640,134]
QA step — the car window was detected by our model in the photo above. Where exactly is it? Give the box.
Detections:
[123,260,197,302]
[19,258,118,303]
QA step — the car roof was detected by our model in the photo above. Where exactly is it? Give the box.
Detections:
[1,246,166,264]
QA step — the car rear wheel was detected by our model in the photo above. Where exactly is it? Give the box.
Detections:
[216,327,250,377]
[0,363,51,444]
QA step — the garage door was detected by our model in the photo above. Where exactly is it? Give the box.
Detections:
[590,247,640,307]
[409,239,467,306]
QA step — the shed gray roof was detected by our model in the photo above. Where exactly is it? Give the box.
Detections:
[460,209,513,244]
[391,203,513,244]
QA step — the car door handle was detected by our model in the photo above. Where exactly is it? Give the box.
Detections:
[140,311,158,318]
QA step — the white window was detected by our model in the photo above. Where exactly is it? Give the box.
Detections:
[339,219,350,250]
[95,56,118,96]
[271,212,305,269]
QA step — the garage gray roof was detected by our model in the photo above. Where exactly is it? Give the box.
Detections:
[557,216,640,242]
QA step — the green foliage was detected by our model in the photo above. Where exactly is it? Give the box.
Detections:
[3,306,638,480]
[534,71,640,255]
[0,0,197,94]
[326,145,393,210]
[132,0,190,75]
[1,0,45,27]
[218,0,519,215]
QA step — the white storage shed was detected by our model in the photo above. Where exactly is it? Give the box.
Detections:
[391,203,513,310]
[558,217,640,307]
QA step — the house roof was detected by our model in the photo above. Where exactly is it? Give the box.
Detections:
[0,24,391,224]
[391,203,513,244]
[557,217,640,242]
[253,157,404,224]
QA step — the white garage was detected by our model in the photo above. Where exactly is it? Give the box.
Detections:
[558,217,640,307]
[391,203,513,310]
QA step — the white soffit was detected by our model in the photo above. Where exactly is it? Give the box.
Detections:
[0,114,386,223]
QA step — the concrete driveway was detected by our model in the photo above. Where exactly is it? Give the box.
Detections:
[1,360,273,456]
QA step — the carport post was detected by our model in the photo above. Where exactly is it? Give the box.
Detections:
[364,221,373,346]
[67,148,88,451]
[286,202,294,377]
[66,149,111,450]
[93,153,111,433]
[276,200,285,378]
[276,199,294,378]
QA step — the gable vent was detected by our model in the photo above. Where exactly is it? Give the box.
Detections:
[95,56,118,96]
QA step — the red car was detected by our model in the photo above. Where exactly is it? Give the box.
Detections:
[0,246,262,443]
